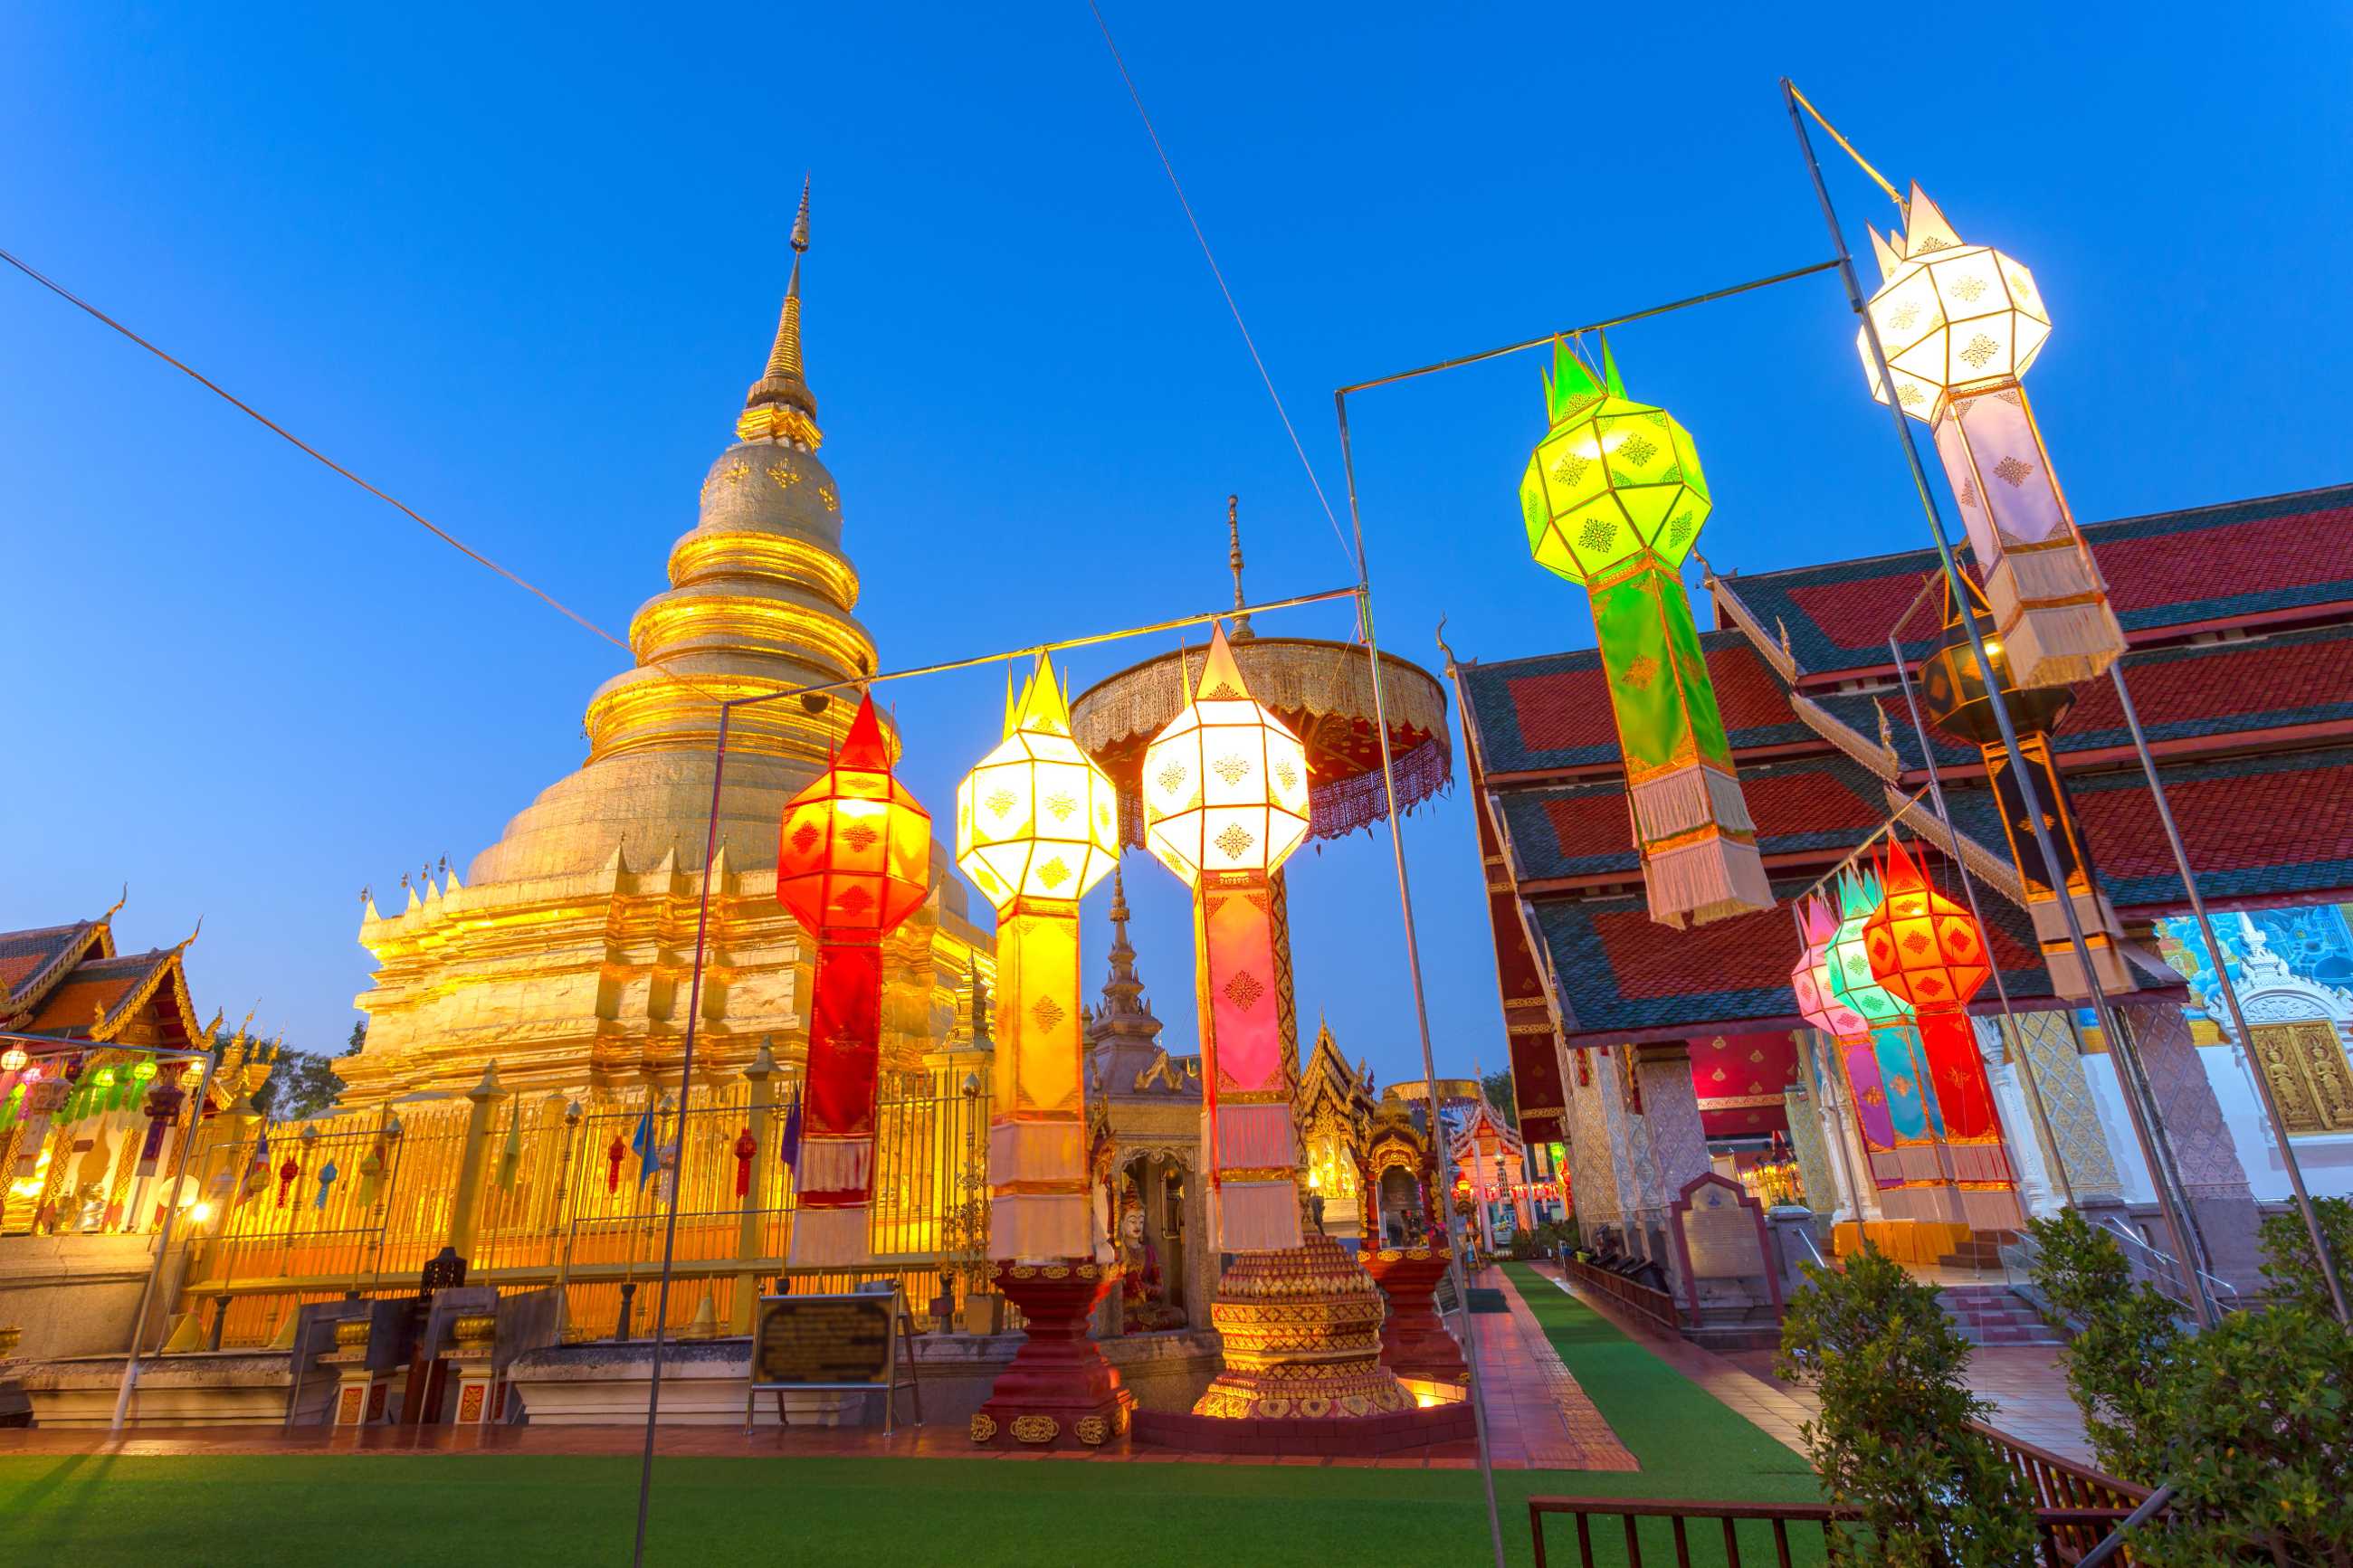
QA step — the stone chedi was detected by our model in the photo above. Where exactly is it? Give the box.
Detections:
[347,186,987,1101]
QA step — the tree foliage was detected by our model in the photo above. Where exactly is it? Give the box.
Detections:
[2023,1208,2183,1482]
[1775,1246,2037,1566]
[246,1020,366,1121]
[1479,1069,1519,1129]
[2029,1204,2353,1565]
[2258,1194,2353,1317]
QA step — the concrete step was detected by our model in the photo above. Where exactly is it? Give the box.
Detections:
[1936,1287,2065,1345]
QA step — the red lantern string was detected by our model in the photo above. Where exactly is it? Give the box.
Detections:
[605,1133,626,1195]
[733,1128,756,1199]
[276,1155,300,1209]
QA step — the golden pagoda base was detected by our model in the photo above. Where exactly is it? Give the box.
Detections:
[1193,1227,1411,1421]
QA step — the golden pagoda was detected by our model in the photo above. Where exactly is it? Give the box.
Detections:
[346,185,990,1103]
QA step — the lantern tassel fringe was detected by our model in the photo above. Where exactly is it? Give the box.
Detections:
[1627,763,1756,841]
[1216,1180,1304,1253]
[787,1203,870,1268]
[988,1193,1093,1261]
[1643,832,1774,928]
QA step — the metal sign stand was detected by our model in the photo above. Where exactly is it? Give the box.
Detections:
[743,1284,921,1439]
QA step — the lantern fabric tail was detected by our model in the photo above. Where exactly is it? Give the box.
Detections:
[986,902,1094,1261]
[1596,560,1773,926]
[1197,874,1302,1255]
[787,938,882,1268]
[1932,388,2123,687]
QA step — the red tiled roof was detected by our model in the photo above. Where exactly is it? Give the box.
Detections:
[1500,642,1801,767]
[1784,573,1931,655]
[0,921,106,1013]
[2079,760,2353,888]
[2101,510,2353,617]
[1507,668,1617,756]
[1593,892,2040,1005]
[2063,632,2353,736]
[1541,793,1635,863]
[20,949,186,1041]
[1739,769,1886,837]
[1595,900,1810,1002]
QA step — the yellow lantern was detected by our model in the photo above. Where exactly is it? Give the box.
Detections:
[956,655,1117,1265]
[956,660,1119,910]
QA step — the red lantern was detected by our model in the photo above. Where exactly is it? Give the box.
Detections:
[1862,841,2014,1192]
[776,693,932,1267]
[733,1128,757,1199]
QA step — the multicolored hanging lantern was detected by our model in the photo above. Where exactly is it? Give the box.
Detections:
[1862,840,2020,1225]
[1138,624,1312,1253]
[1917,572,2134,999]
[0,1045,25,1076]
[956,655,1118,1261]
[1519,337,1771,927]
[1824,866,1948,1196]
[776,691,933,1267]
[1861,185,2124,687]
[1791,892,1900,1191]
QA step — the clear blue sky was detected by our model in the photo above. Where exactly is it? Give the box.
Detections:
[5,5,2347,1088]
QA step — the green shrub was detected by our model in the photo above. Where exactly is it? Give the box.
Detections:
[2257,1194,2353,1316]
[2029,1207,2353,1563]
[2022,1209,2184,1484]
[2135,1303,2353,1566]
[1776,1246,2037,1566]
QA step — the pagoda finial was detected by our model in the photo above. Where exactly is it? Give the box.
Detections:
[1226,494,1253,640]
[738,176,823,448]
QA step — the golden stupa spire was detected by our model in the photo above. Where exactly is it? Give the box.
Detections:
[738,176,822,449]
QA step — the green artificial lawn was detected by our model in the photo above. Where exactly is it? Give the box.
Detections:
[0,1271,1824,1567]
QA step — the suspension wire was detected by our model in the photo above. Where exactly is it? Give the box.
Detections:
[1081,0,1357,574]
[1,244,634,654]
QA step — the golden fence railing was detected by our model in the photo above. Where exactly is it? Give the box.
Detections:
[166,1068,993,1348]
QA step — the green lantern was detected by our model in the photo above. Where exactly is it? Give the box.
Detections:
[1518,337,1770,927]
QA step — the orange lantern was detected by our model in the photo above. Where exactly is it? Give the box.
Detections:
[776,693,932,1267]
[1862,840,2017,1216]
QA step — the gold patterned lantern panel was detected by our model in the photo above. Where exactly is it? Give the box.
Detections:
[1138,627,1311,886]
[1858,184,2122,688]
[956,660,1119,912]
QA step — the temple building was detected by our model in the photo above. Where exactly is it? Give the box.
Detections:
[1458,482,2353,1297]
[345,190,991,1104]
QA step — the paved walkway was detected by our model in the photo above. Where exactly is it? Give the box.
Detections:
[1528,1261,2094,1467]
[1466,1266,1637,1471]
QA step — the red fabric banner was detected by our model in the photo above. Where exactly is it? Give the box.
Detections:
[800,938,882,1207]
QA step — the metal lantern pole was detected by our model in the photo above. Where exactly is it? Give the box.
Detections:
[1783,81,2217,1326]
[1887,633,2076,1210]
[1338,389,1509,1568]
[110,1044,220,1433]
[2106,663,2348,1322]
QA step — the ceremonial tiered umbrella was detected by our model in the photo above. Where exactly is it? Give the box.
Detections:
[1137,624,1314,1254]
[1861,185,2124,687]
[1916,572,2134,998]
[955,655,1133,1451]
[1862,840,2023,1229]
[1790,892,1901,1194]
[1518,337,1770,927]
[775,693,932,1266]
[1824,866,1948,1201]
